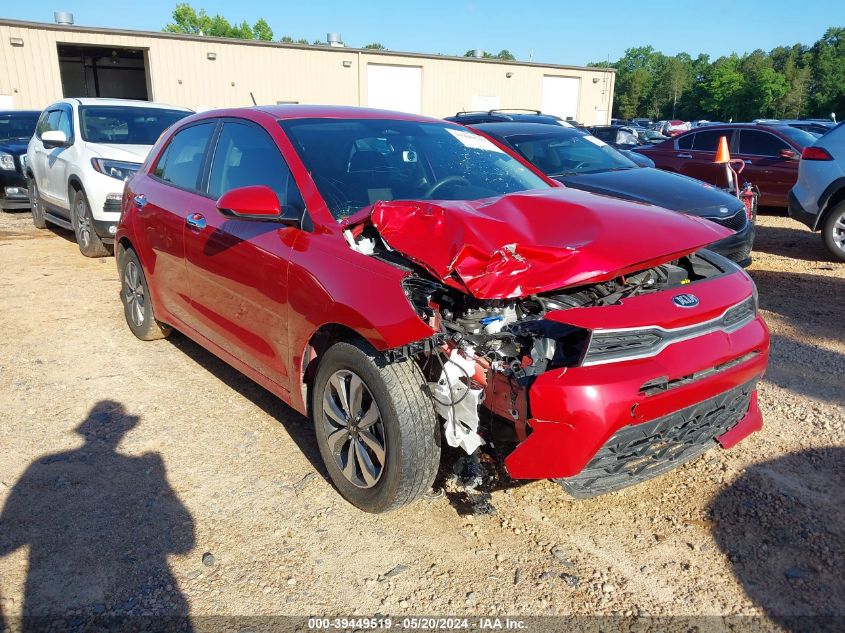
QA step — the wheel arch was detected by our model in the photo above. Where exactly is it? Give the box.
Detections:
[817,180,845,231]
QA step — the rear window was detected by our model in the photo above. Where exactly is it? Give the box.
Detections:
[79,106,190,145]
[773,125,817,148]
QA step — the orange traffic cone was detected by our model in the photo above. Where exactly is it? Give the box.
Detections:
[714,136,731,164]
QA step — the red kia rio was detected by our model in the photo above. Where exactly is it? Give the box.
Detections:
[116,106,770,513]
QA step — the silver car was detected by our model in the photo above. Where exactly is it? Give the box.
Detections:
[789,122,845,260]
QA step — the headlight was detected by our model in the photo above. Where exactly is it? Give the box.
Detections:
[0,153,15,171]
[91,158,141,181]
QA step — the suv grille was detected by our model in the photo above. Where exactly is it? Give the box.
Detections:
[708,209,747,232]
[556,379,756,498]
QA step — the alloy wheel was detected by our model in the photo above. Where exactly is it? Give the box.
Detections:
[321,369,387,488]
[123,261,146,327]
[75,198,92,249]
[833,213,845,251]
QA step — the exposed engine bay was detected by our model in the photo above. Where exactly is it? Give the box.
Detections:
[348,219,731,455]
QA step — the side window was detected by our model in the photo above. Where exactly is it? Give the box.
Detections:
[56,110,72,139]
[208,121,304,211]
[692,130,731,151]
[154,122,216,192]
[36,110,55,137]
[739,130,789,157]
[676,133,694,150]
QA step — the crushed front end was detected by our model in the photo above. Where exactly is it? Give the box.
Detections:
[346,193,770,497]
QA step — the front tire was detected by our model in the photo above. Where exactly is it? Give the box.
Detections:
[118,245,172,341]
[822,202,845,261]
[71,188,110,258]
[311,341,440,513]
[29,178,47,229]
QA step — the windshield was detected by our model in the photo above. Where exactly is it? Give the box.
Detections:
[79,106,189,145]
[280,118,549,221]
[505,131,638,177]
[773,125,818,148]
[0,113,39,141]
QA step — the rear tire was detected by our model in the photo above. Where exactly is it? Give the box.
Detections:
[29,178,46,229]
[822,202,845,261]
[71,188,110,258]
[118,245,172,341]
[311,341,440,513]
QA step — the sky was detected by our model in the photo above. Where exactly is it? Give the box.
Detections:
[8,0,842,66]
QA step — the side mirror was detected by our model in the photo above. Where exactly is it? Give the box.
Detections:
[216,185,301,226]
[780,148,798,160]
[42,130,68,148]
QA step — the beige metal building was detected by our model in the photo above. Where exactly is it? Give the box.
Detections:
[0,18,615,124]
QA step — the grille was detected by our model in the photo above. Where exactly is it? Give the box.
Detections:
[556,379,756,498]
[583,297,757,366]
[708,209,747,232]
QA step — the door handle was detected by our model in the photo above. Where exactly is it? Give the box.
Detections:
[676,153,693,159]
[133,194,147,209]
[186,212,207,230]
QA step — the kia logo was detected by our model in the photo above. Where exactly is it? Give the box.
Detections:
[673,293,700,308]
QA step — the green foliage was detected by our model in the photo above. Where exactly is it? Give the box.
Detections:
[364,42,386,50]
[593,26,845,121]
[463,49,517,60]
[163,3,273,41]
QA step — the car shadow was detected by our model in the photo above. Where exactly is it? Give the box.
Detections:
[0,400,194,631]
[711,448,845,631]
[167,333,328,481]
[751,221,840,264]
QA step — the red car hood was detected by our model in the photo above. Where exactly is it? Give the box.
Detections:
[365,188,733,300]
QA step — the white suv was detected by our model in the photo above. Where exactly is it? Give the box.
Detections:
[26,98,191,257]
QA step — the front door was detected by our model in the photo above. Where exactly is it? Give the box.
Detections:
[183,119,306,390]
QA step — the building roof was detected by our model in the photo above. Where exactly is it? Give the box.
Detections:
[0,18,615,74]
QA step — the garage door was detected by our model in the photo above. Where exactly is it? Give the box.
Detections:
[367,65,422,114]
[541,76,579,120]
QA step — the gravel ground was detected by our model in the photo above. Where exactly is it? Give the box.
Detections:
[0,209,842,629]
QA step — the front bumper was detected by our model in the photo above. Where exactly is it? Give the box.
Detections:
[503,314,770,485]
[0,172,29,210]
[707,216,755,267]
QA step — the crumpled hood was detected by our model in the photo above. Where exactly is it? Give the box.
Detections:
[85,143,152,163]
[559,167,745,217]
[370,188,732,299]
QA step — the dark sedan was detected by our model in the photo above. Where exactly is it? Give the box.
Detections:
[0,110,40,211]
[474,122,756,266]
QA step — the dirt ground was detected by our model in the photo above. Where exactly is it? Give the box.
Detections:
[0,208,843,629]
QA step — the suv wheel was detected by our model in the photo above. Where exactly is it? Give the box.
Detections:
[29,179,46,229]
[117,245,172,341]
[71,188,110,258]
[822,202,845,261]
[311,341,440,513]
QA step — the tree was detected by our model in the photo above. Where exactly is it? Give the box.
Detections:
[462,49,516,60]
[364,43,386,50]
[163,3,274,41]
[496,49,515,61]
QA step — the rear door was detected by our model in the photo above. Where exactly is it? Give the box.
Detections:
[677,129,734,186]
[134,120,218,324]
[183,118,306,389]
[735,129,797,207]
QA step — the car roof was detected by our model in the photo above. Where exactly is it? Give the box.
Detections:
[470,121,583,136]
[57,98,192,112]
[252,104,446,124]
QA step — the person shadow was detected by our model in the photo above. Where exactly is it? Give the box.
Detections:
[0,401,194,631]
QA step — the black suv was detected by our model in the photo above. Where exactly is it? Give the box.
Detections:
[445,109,578,126]
[0,110,40,211]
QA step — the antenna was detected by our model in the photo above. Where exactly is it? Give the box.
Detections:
[250,92,257,106]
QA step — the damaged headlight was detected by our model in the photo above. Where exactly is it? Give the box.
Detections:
[508,320,591,376]
[401,276,442,319]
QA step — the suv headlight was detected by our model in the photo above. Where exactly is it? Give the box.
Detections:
[0,153,15,171]
[91,158,141,181]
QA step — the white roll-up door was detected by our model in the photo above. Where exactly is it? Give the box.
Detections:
[367,64,422,114]
[541,76,580,120]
